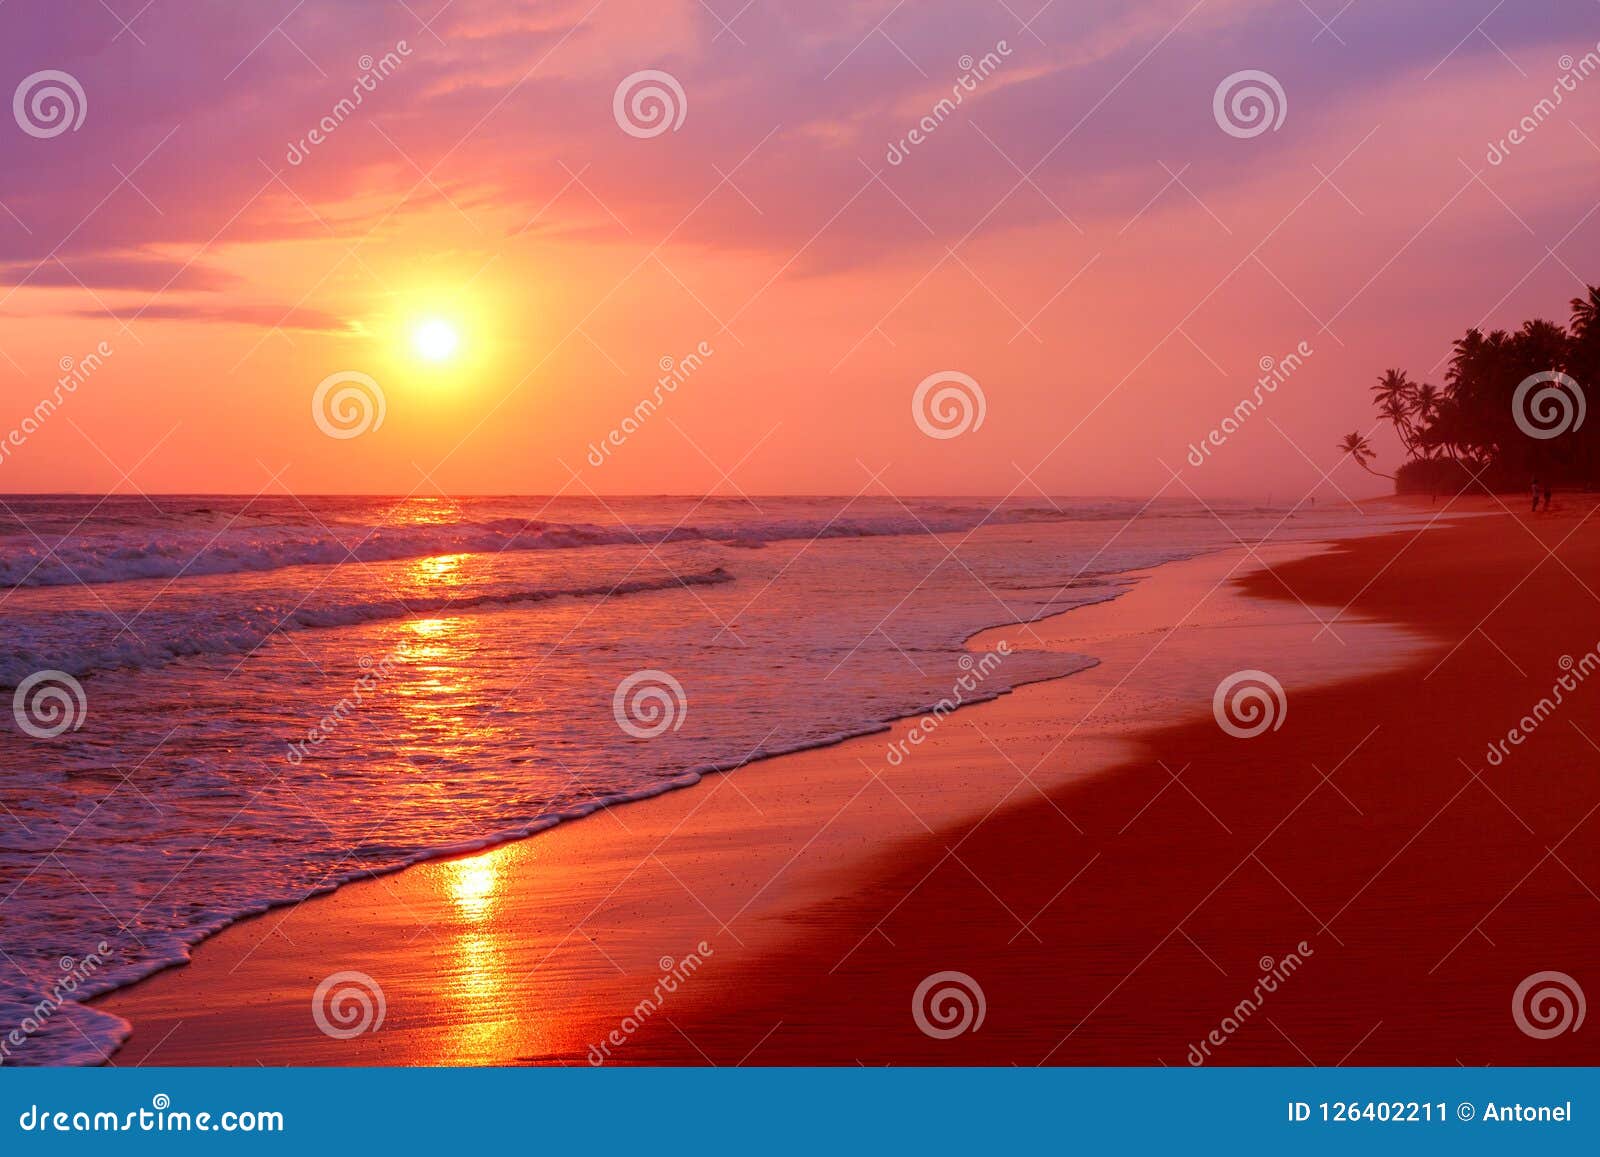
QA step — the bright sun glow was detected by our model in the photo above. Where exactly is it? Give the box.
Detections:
[412,318,460,362]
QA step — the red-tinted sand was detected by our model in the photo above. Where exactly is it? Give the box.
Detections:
[98,501,1600,1065]
[631,502,1600,1064]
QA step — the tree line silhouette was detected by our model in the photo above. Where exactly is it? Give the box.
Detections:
[1340,286,1596,493]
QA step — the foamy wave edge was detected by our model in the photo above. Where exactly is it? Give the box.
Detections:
[0,510,1089,589]
[34,650,1104,1067]
[24,558,1162,1065]
[0,568,735,687]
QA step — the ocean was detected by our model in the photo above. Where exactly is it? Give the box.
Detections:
[0,493,1399,1064]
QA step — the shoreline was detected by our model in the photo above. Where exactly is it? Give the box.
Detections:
[621,500,1600,1065]
[92,516,1435,1066]
[46,537,1122,1064]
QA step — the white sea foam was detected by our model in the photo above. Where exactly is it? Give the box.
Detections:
[0,496,1409,1065]
[0,567,734,686]
[0,509,1084,588]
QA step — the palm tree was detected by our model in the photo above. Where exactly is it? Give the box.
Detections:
[1379,395,1412,446]
[1410,382,1443,458]
[1420,393,1470,465]
[1445,329,1511,467]
[1568,285,1599,343]
[1337,431,1392,479]
[1371,369,1417,454]
[1354,286,1597,493]
[1371,368,1413,404]
[1412,381,1441,423]
[1570,287,1600,489]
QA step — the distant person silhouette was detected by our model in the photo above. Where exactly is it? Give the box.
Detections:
[1543,483,1554,512]
[1532,478,1541,513]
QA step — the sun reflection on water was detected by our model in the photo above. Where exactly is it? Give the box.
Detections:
[380,553,549,1062]
[413,552,467,584]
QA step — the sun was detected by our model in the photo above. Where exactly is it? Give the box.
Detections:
[412,318,460,362]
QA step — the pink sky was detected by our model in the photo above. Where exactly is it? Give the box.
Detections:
[1,0,1597,499]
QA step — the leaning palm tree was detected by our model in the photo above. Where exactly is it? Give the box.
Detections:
[1337,431,1393,479]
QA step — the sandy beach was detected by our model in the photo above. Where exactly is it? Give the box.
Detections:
[96,498,1600,1066]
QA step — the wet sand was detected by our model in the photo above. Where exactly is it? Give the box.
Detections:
[99,499,1600,1065]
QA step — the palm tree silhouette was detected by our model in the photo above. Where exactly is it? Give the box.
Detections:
[1573,286,1600,333]
[1338,431,1392,479]
[1351,283,1598,492]
[1411,381,1441,423]
[1371,369,1417,454]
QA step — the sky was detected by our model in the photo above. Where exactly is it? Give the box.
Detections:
[0,0,1597,499]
